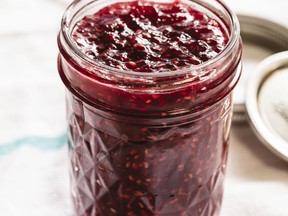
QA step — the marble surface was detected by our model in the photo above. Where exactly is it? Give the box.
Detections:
[0,0,288,215]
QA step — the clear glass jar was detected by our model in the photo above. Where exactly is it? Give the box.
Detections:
[57,0,242,215]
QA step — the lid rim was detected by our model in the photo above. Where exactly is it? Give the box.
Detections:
[245,51,288,162]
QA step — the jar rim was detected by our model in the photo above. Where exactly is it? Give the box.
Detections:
[59,0,240,79]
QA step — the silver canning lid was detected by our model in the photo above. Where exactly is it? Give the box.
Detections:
[246,51,288,162]
[233,15,288,123]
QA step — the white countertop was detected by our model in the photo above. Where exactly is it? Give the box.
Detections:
[0,0,288,215]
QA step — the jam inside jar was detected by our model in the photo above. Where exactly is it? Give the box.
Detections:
[57,0,242,215]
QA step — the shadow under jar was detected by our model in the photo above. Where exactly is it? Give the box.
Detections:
[57,0,242,215]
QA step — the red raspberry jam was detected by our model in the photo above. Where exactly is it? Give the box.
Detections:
[58,0,242,215]
[71,1,228,72]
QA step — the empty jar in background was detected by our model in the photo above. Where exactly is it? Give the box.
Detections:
[57,0,242,215]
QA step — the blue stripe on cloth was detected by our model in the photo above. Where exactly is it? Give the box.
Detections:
[0,134,67,156]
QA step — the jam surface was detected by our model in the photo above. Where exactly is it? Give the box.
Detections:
[72,1,228,72]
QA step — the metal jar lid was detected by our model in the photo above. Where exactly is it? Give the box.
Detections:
[233,15,288,122]
[246,51,288,162]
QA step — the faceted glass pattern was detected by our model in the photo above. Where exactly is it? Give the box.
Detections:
[66,92,232,216]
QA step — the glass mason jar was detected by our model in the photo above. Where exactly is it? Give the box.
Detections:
[57,0,242,215]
